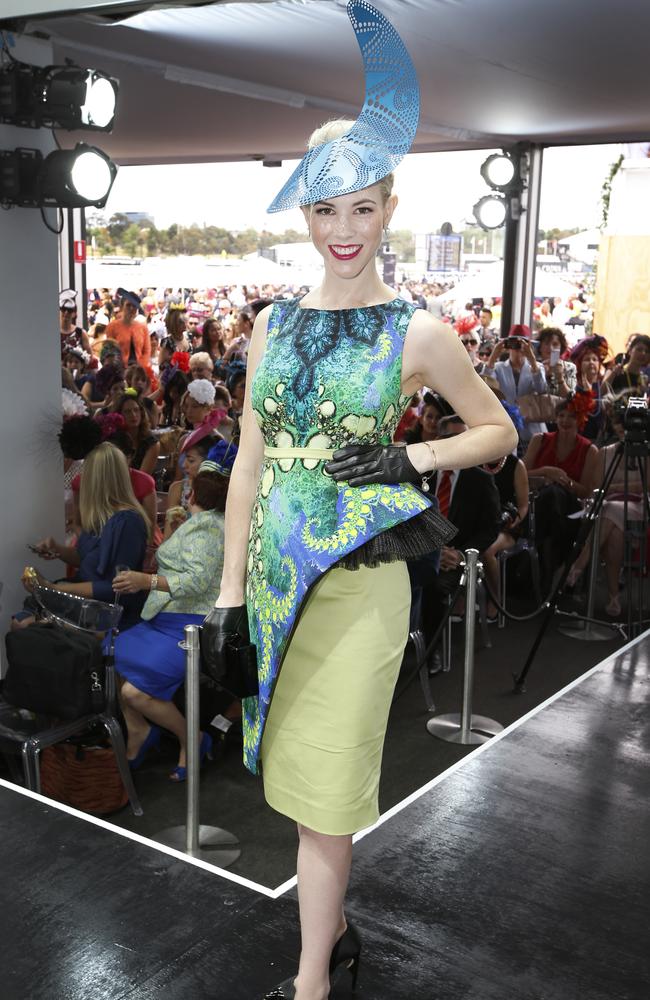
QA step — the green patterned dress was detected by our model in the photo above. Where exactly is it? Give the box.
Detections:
[243,297,453,777]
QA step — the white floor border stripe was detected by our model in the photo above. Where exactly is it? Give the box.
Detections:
[272,627,649,896]
[1,629,646,902]
[0,776,277,898]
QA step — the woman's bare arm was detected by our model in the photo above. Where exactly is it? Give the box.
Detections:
[166,479,182,512]
[139,440,160,476]
[513,459,530,525]
[216,307,269,607]
[571,443,599,499]
[401,311,518,471]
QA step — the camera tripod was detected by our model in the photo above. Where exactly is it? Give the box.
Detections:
[513,425,650,692]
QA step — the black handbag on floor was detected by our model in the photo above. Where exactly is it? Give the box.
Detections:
[3,623,105,719]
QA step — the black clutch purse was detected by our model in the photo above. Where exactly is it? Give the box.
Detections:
[199,605,259,699]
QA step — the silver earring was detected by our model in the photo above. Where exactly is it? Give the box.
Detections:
[383,226,390,239]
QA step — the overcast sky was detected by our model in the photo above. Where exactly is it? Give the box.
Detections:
[102,143,622,235]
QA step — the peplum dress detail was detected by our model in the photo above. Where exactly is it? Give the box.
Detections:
[244,298,454,829]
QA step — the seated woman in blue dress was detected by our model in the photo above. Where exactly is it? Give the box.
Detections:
[111,463,228,780]
[27,442,150,629]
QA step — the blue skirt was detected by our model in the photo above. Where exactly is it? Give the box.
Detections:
[114,612,204,701]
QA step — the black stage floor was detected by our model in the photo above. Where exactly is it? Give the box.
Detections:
[1,630,648,1000]
[92,606,625,889]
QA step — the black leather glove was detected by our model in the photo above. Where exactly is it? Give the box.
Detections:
[199,605,250,685]
[325,443,422,488]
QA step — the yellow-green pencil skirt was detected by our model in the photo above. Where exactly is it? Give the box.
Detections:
[260,560,411,836]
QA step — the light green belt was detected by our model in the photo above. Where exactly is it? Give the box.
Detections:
[264,446,335,460]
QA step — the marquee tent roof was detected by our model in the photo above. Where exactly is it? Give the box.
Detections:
[19,0,650,167]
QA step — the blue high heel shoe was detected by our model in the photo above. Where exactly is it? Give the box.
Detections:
[169,731,213,783]
[128,725,161,770]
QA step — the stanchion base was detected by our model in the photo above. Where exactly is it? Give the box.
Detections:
[557,620,617,641]
[157,825,241,866]
[427,712,504,745]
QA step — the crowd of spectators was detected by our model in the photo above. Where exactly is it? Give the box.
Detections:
[14,278,650,787]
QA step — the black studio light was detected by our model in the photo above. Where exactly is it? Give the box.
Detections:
[0,143,117,209]
[0,61,118,131]
[472,193,507,230]
[479,151,516,191]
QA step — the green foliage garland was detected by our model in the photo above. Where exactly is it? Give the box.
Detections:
[600,154,624,231]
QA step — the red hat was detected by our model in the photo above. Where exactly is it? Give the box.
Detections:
[454,315,479,336]
[508,323,531,339]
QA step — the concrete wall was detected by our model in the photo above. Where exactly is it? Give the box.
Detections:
[0,36,65,667]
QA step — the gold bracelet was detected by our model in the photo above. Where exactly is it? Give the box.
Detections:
[150,574,158,592]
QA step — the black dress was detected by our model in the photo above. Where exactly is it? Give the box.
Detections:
[132,434,156,470]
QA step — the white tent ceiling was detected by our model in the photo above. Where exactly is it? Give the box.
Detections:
[18,0,650,167]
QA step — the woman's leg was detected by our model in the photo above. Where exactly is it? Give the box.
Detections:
[294,823,353,1000]
[482,533,514,616]
[603,523,625,600]
[567,511,616,584]
[119,683,152,758]
[121,681,188,764]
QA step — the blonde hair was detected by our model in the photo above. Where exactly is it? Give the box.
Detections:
[79,442,151,539]
[189,351,214,370]
[307,118,395,202]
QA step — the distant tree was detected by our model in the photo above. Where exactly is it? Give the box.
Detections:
[146,228,160,255]
[107,213,130,241]
[257,229,278,250]
[232,228,260,255]
[120,223,142,257]
[390,229,415,262]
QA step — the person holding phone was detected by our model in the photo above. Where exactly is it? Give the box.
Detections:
[537,327,576,398]
[602,334,650,397]
[484,324,548,446]
[21,443,150,630]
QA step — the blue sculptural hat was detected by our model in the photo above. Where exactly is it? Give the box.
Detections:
[267,0,419,213]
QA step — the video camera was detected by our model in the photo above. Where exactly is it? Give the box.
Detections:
[619,396,650,445]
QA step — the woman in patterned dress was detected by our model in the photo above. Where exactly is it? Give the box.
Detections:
[201,6,517,998]
[206,168,516,1000]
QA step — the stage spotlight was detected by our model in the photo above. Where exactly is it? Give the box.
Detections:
[0,143,117,209]
[473,194,507,230]
[480,152,516,191]
[0,62,118,131]
[41,144,117,206]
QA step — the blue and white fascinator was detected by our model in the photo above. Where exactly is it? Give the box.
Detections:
[267,0,419,213]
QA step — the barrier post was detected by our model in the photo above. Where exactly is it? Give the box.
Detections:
[427,550,504,745]
[158,624,241,865]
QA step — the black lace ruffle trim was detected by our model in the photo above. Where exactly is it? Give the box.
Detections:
[338,505,458,570]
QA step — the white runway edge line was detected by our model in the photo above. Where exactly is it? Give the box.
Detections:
[0,776,277,899]
[273,626,649,896]
[1,628,646,901]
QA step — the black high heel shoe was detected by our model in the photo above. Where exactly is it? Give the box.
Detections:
[330,922,362,991]
[262,923,363,999]
[263,979,296,999]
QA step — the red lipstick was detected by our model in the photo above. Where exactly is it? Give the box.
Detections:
[329,244,363,260]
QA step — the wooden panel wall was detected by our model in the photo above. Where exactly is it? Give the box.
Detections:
[594,235,650,353]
